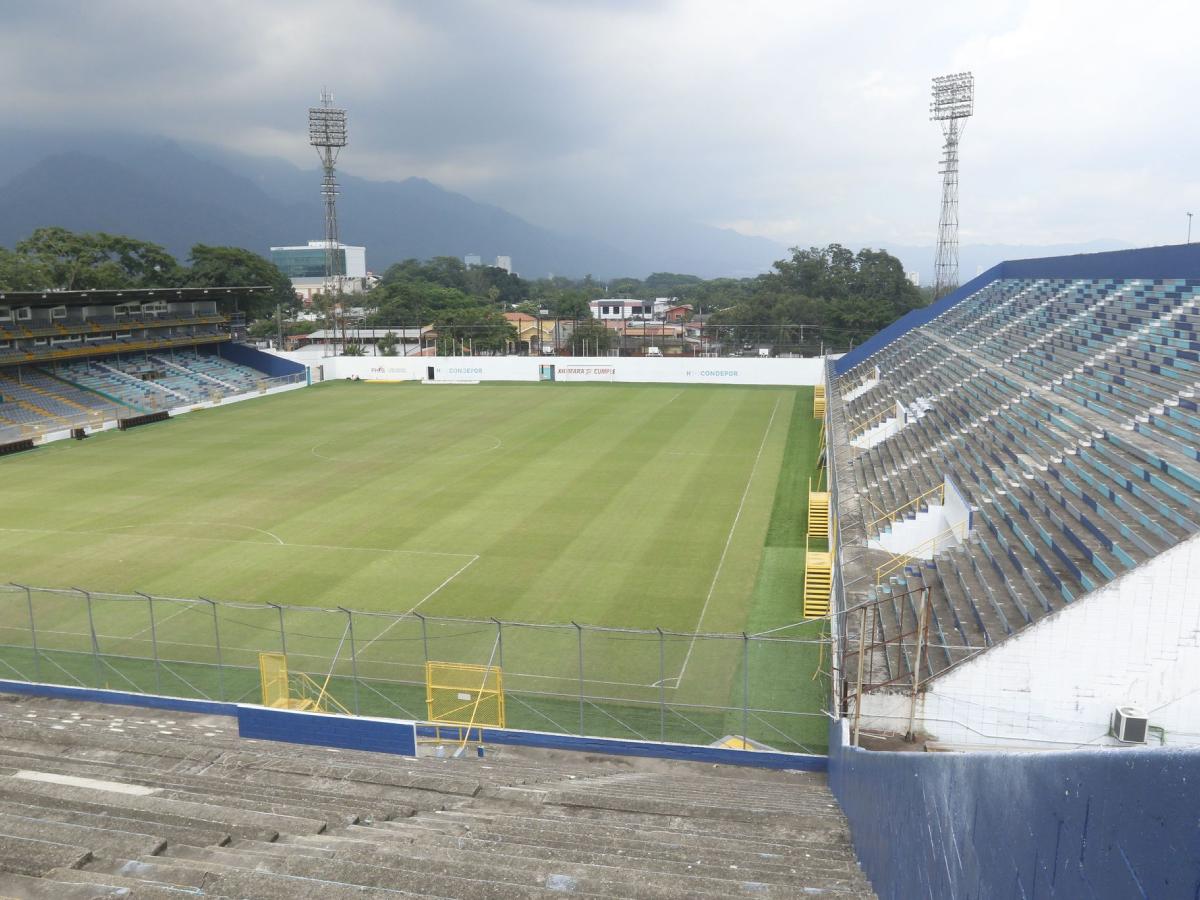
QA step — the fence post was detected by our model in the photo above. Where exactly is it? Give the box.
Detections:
[77,588,101,688]
[905,588,930,742]
[574,621,584,736]
[853,604,868,748]
[340,607,360,716]
[201,597,224,702]
[416,612,429,664]
[271,603,287,657]
[656,627,665,742]
[137,592,161,696]
[742,633,750,745]
[491,618,503,672]
[15,584,39,683]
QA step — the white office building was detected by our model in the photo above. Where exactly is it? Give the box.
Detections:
[270,241,368,302]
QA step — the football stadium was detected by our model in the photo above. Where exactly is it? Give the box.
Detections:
[1,244,1198,898]
[0,14,1197,891]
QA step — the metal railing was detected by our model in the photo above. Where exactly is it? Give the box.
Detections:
[866,482,947,533]
[0,583,833,755]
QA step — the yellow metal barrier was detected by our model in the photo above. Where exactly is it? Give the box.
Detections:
[259,651,290,708]
[813,384,826,418]
[425,661,506,730]
[258,651,351,715]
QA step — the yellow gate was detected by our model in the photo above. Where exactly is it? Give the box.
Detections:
[259,651,291,708]
[258,651,351,714]
[425,661,505,729]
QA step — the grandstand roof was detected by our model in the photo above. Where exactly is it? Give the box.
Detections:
[0,286,272,308]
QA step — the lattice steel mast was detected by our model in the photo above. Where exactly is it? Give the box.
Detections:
[930,72,974,300]
[308,90,348,351]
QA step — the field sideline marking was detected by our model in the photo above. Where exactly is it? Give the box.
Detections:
[664,395,782,689]
[356,554,481,656]
[0,525,477,559]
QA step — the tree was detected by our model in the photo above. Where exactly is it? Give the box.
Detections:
[181,245,296,319]
[710,244,924,349]
[342,343,366,356]
[14,227,180,290]
[568,319,615,355]
[377,331,400,356]
[431,307,516,354]
[0,247,51,291]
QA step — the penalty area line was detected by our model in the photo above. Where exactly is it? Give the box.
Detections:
[356,554,482,656]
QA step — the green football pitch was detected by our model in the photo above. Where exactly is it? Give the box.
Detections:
[0,380,830,751]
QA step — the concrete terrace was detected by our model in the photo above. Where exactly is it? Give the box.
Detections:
[0,693,874,898]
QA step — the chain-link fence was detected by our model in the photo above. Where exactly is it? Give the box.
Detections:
[0,584,832,754]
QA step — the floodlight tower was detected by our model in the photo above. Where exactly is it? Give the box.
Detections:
[308,90,348,349]
[930,72,974,300]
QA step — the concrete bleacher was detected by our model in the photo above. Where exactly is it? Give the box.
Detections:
[50,351,269,413]
[0,369,130,440]
[833,275,1200,685]
[0,694,874,898]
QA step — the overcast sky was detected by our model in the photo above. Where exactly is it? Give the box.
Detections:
[2,0,1197,248]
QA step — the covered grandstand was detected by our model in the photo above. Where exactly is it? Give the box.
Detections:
[0,287,304,443]
[826,243,1200,749]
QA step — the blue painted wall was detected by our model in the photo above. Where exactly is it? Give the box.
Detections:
[827,719,1200,899]
[0,679,237,717]
[237,705,417,756]
[835,243,1200,375]
[415,724,826,771]
[210,342,306,378]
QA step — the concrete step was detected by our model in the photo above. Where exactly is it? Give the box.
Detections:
[0,811,166,861]
[0,781,311,842]
[160,838,853,899]
[0,871,133,900]
[44,867,234,898]
[0,798,229,849]
[0,834,91,878]
[285,824,861,889]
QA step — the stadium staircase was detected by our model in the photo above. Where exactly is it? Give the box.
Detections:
[804,486,833,619]
[832,275,1200,685]
[0,694,876,898]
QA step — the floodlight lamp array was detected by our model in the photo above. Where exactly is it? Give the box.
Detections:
[929,71,974,121]
[308,107,348,148]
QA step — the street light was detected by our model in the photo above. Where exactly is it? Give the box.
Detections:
[1188,212,1193,245]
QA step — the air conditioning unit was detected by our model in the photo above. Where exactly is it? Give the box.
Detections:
[1111,706,1148,744]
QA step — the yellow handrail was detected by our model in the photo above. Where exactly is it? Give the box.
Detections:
[874,523,965,594]
[294,671,353,716]
[848,405,895,439]
[867,482,946,532]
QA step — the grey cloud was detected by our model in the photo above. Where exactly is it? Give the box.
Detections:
[0,0,1197,250]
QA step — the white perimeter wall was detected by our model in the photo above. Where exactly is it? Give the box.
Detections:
[312,355,826,386]
[862,530,1200,748]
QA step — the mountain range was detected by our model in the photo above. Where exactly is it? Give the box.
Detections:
[0,133,787,279]
[0,132,1130,281]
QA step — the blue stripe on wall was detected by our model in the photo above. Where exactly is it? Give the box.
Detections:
[0,679,823,770]
[0,679,237,717]
[415,724,827,771]
[237,705,417,756]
